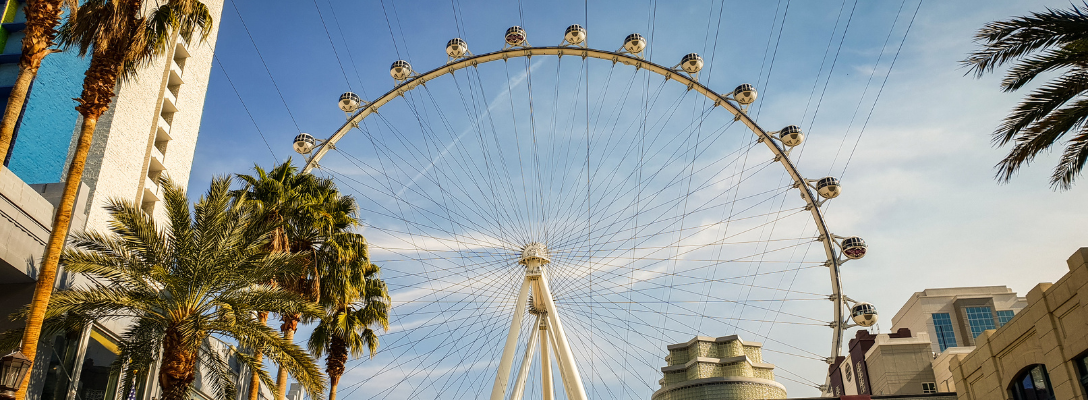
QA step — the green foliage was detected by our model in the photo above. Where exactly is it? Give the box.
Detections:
[308,233,391,360]
[964,2,1088,189]
[40,176,326,400]
[57,0,213,83]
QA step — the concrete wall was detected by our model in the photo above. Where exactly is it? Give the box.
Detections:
[892,287,1026,354]
[950,248,1088,400]
[0,166,88,332]
[5,7,91,184]
[81,0,224,232]
[865,333,938,396]
[931,347,972,393]
[654,335,787,400]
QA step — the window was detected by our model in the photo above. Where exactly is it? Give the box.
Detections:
[922,382,937,394]
[78,328,121,400]
[997,310,1015,327]
[1076,353,1088,396]
[39,333,80,400]
[965,306,996,338]
[1008,364,1055,400]
[932,313,958,351]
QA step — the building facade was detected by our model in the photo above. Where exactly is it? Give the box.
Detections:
[0,0,226,399]
[888,286,1027,394]
[892,286,1027,354]
[949,247,1088,400]
[828,329,939,397]
[652,335,787,400]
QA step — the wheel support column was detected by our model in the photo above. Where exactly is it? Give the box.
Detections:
[490,244,587,400]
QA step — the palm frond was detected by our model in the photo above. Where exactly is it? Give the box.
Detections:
[965,3,1088,76]
[994,69,1088,145]
[1051,123,1088,189]
[996,96,1088,183]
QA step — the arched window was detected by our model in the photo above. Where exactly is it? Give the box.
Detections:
[1008,364,1055,400]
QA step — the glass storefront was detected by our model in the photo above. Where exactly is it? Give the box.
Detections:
[38,333,80,400]
[74,328,121,400]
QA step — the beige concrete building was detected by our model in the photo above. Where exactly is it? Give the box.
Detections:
[865,330,939,396]
[652,335,786,400]
[889,286,1027,394]
[948,247,1088,400]
[932,346,974,393]
[0,1,227,400]
[828,329,939,397]
[892,287,1027,354]
[81,0,224,228]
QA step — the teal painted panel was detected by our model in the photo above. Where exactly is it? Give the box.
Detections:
[7,48,91,184]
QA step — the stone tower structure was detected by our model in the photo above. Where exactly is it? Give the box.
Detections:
[653,335,787,400]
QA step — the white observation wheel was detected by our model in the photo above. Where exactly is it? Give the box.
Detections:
[298,25,876,399]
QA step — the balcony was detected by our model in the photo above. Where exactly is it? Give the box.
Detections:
[175,37,190,58]
[144,176,162,202]
[169,60,184,85]
[150,146,166,169]
[157,116,172,141]
[162,89,178,113]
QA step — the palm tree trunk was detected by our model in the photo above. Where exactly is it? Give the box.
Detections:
[159,327,198,400]
[247,311,269,400]
[326,335,348,400]
[14,24,126,398]
[0,69,36,160]
[13,111,97,400]
[0,0,66,160]
[275,317,298,400]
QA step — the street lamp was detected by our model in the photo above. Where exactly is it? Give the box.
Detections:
[0,351,31,400]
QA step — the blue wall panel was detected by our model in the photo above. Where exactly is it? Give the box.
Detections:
[7,49,90,184]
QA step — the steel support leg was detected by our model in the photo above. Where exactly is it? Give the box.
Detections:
[540,319,553,400]
[537,273,588,400]
[510,315,540,400]
[490,278,532,400]
[546,321,574,400]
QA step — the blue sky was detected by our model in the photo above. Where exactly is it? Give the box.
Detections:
[188,0,1088,398]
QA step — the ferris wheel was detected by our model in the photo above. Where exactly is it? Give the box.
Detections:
[294,24,878,400]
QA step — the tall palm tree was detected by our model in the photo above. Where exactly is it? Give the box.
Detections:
[276,177,356,400]
[0,0,76,160]
[234,160,359,400]
[307,233,390,400]
[34,176,326,400]
[965,2,1088,190]
[233,161,303,400]
[14,2,212,399]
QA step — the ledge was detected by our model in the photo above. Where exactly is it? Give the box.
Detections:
[666,335,763,350]
[653,376,787,396]
[1,22,25,33]
[661,355,776,373]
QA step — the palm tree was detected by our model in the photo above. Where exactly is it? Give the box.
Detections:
[14,2,212,399]
[234,160,359,400]
[276,176,356,400]
[307,233,390,400]
[233,161,307,400]
[35,176,326,400]
[965,2,1088,190]
[0,0,76,160]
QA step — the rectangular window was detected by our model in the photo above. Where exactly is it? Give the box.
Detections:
[932,313,957,351]
[922,382,937,394]
[1076,355,1088,396]
[965,306,996,338]
[39,334,80,400]
[997,310,1015,327]
[79,328,121,400]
